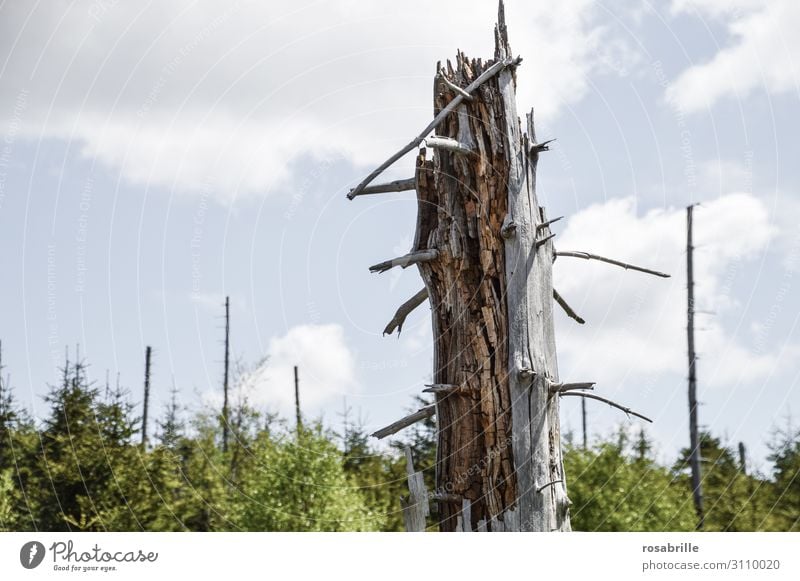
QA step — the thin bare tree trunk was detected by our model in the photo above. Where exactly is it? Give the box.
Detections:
[142,346,152,448]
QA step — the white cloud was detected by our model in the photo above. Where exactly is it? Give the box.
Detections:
[0,0,629,200]
[666,0,800,112]
[231,323,358,416]
[554,193,779,390]
[670,0,762,19]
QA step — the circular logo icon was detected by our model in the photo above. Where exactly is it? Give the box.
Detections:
[20,541,46,569]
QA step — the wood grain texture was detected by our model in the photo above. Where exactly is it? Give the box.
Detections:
[413,49,517,530]
[410,2,571,531]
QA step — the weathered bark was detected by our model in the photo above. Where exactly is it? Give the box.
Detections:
[411,4,570,531]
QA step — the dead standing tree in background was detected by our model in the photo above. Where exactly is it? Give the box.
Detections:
[352,2,667,532]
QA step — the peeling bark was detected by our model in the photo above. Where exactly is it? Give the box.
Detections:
[412,5,570,532]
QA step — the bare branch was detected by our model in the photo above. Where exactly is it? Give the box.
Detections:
[549,382,595,394]
[560,392,653,423]
[536,216,564,232]
[553,289,586,325]
[371,405,436,439]
[536,479,563,494]
[422,383,460,394]
[348,177,415,199]
[425,136,475,156]
[369,249,439,274]
[555,251,670,278]
[422,383,478,397]
[346,56,521,200]
[529,138,556,154]
[535,233,556,249]
[437,74,473,101]
[383,288,429,336]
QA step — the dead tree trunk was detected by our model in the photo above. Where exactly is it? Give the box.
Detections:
[294,365,302,434]
[222,296,230,453]
[686,204,704,529]
[355,1,663,532]
[406,8,568,531]
[142,345,152,447]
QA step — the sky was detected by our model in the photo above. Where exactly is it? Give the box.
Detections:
[0,0,798,470]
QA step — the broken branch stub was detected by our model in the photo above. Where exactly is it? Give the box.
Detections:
[347,177,415,199]
[553,289,586,325]
[368,249,439,274]
[372,405,435,440]
[383,288,429,336]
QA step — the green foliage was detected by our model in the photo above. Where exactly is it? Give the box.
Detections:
[1,346,798,532]
[342,413,407,531]
[234,424,383,531]
[766,426,800,531]
[673,432,778,531]
[566,429,696,531]
[0,467,16,531]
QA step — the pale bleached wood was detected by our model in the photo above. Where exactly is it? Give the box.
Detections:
[369,249,438,274]
[347,177,415,199]
[424,136,475,156]
[371,405,435,439]
[437,73,474,100]
[536,215,564,232]
[502,507,519,532]
[383,288,429,336]
[422,383,460,394]
[549,381,595,394]
[529,138,556,154]
[401,447,429,532]
[498,16,571,528]
[346,55,521,200]
[461,498,472,532]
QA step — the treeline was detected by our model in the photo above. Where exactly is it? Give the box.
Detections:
[0,354,798,531]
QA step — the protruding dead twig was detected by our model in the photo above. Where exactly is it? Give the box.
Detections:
[425,136,475,156]
[535,233,556,249]
[549,382,595,394]
[529,138,556,154]
[348,177,415,199]
[437,74,473,101]
[537,216,564,232]
[536,479,563,494]
[346,56,521,200]
[369,249,439,274]
[383,288,429,336]
[555,251,670,278]
[372,405,436,439]
[422,383,459,394]
[553,289,585,325]
[560,392,653,423]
